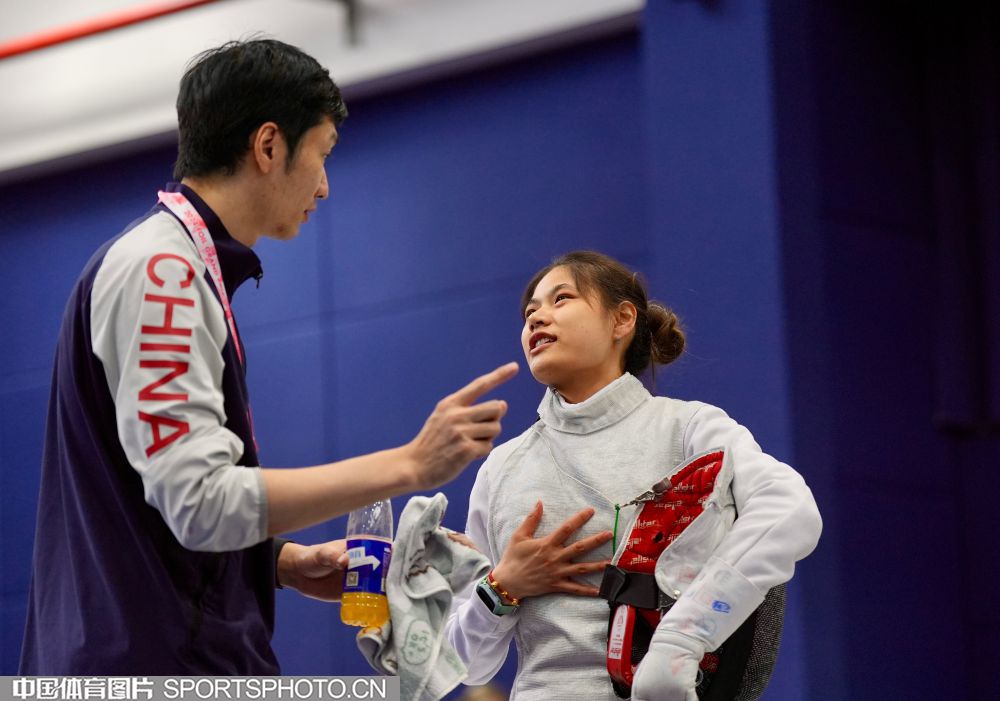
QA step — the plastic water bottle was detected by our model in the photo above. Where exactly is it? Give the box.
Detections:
[340,499,393,628]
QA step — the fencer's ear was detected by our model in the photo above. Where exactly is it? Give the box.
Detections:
[613,301,637,342]
[251,122,284,174]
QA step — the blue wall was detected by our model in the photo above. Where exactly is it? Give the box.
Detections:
[3,3,995,700]
[769,3,1000,701]
[641,4,805,699]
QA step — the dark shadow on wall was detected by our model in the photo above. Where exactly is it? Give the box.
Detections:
[771,2,1000,700]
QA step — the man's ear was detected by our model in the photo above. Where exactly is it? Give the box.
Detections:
[613,301,638,342]
[251,122,285,174]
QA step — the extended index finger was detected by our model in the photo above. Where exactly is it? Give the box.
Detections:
[448,362,519,406]
[547,507,597,545]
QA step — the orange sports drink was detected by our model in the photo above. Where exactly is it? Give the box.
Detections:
[341,500,393,628]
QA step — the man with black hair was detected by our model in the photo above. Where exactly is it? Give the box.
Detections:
[20,38,517,675]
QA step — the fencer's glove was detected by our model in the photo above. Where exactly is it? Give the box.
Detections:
[635,556,767,701]
[630,630,702,701]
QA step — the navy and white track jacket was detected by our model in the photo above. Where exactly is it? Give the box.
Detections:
[20,184,278,674]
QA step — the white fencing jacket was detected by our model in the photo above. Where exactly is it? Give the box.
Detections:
[444,374,822,700]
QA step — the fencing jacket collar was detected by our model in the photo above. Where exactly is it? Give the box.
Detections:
[538,373,650,434]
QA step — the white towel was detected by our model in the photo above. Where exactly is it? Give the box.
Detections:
[357,493,491,701]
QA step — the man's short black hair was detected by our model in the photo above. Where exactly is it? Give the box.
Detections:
[173,38,348,179]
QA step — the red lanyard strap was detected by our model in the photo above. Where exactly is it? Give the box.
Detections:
[157,191,244,366]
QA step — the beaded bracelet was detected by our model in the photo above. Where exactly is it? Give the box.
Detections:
[487,569,520,606]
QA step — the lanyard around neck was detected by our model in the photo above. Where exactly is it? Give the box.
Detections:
[157,191,244,366]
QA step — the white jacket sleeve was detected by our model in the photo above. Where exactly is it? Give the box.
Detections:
[683,403,822,594]
[91,227,267,552]
[633,404,822,700]
[658,403,822,646]
[444,462,519,685]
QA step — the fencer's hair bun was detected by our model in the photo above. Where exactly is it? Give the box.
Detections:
[647,302,685,366]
